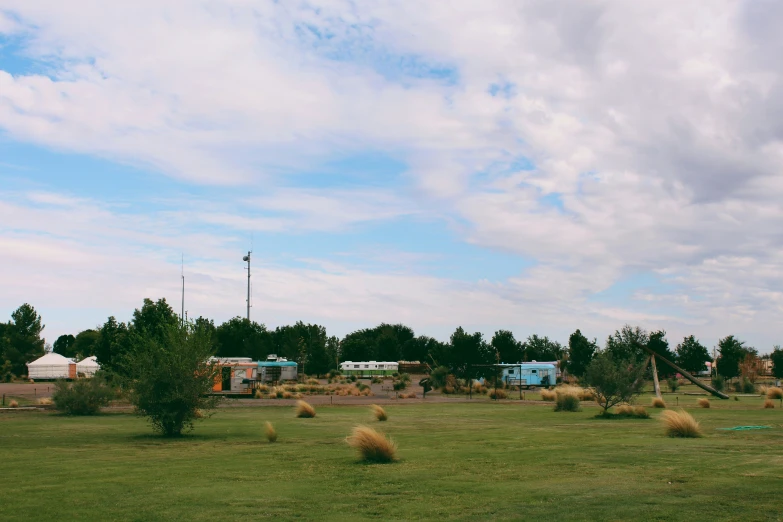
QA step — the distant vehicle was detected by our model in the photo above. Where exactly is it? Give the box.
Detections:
[340,361,399,377]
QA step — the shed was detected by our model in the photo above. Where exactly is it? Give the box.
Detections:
[27,353,76,380]
[76,356,101,377]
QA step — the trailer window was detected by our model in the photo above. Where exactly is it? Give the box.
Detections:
[531,369,537,374]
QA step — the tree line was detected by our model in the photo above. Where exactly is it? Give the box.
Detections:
[3,299,783,382]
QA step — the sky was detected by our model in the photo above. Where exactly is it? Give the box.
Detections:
[1,1,782,353]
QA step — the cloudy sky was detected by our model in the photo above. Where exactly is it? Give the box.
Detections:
[1,1,781,352]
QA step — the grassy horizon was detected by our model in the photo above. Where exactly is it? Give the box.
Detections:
[1,402,781,520]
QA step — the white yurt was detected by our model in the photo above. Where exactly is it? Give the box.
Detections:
[27,353,76,380]
[76,356,101,377]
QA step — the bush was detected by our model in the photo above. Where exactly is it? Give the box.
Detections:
[766,387,783,400]
[327,369,341,379]
[347,375,357,383]
[763,400,775,409]
[711,375,725,392]
[741,377,756,394]
[346,425,397,463]
[661,410,702,438]
[265,421,277,442]
[371,404,387,421]
[667,377,679,393]
[583,353,645,415]
[37,397,53,406]
[52,378,114,415]
[651,397,667,408]
[393,380,407,392]
[371,377,383,384]
[615,404,649,418]
[697,398,710,408]
[489,388,508,400]
[540,389,557,401]
[295,400,316,418]
[9,399,19,408]
[555,393,580,412]
[430,366,451,389]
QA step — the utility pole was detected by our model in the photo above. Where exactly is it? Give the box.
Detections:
[181,254,185,325]
[243,251,252,321]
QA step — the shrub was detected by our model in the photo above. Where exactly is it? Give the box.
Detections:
[328,369,341,379]
[583,353,645,415]
[766,387,783,400]
[265,421,278,442]
[371,377,383,384]
[711,375,725,392]
[540,389,557,401]
[489,388,508,400]
[615,405,649,418]
[741,377,756,394]
[295,400,316,418]
[429,366,451,389]
[442,385,455,394]
[661,410,702,438]
[399,392,417,399]
[9,399,19,408]
[733,395,739,401]
[282,391,293,399]
[306,378,320,385]
[346,425,397,463]
[356,382,370,392]
[579,388,595,401]
[763,400,775,409]
[52,377,114,415]
[667,377,679,393]
[254,389,263,399]
[554,393,580,412]
[37,397,53,406]
[371,404,388,421]
[697,398,710,408]
[348,375,357,383]
[651,397,667,408]
[393,380,408,392]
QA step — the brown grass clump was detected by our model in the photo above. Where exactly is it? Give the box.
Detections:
[9,399,19,408]
[254,389,263,399]
[766,387,783,400]
[371,404,388,421]
[763,399,775,409]
[661,410,702,438]
[37,397,53,406]
[579,388,595,401]
[488,388,508,400]
[697,398,710,408]
[282,391,293,399]
[306,378,320,385]
[540,389,557,401]
[616,404,633,416]
[346,425,397,463]
[265,421,278,442]
[295,400,316,418]
[651,397,667,408]
[615,404,649,418]
[632,406,650,418]
[399,392,417,399]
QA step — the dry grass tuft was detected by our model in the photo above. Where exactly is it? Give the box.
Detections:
[616,404,633,416]
[9,399,19,408]
[632,406,650,418]
[615,404,649,418]
[37,397,53,406]
[651,397,667,408]
[763,399,775,409]
[661,409,702,438]
[254,389,263,399]
[371,404,388,421]
[697,398,710,408]
[540,389,557,401]
[295,400,316,418]
[346,425,397,463]
[265,421,278,442]
[766,387,783,400]
[488,388,508,400]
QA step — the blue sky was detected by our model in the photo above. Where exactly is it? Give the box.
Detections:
[1,2,781,352]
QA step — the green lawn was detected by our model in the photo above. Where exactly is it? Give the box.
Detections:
[1,402,782,521]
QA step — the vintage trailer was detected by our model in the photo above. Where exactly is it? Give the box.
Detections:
[340,361,399,377]
[258,355,298,383]
[499,362,557,388]
[211,357,258,393]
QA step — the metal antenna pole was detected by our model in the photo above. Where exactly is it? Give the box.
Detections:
[181,254,185,325]
[243,251,252,321]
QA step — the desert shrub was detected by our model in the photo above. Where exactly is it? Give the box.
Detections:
[540,389,557,401]
[371,404,387,421]
[711,375,725,392]
[554,393,580,412]
[489,388,508,400]
[651,397,667,408]
[579,388,595,401]
[52,377,114,415]
[429,366,451,389]
[763,399,775,409]
[614,404,649,418]
[347,375,357,383]
[265,421,277,442]
[667,377,679,393]
[371,377,383,384]
[306,378,320,385]
[9,399,19,408]
[254,389,263,399]
[733,395,739,401]
[328,369,341,379]
[583,353,645,415]
[766,387,783,400]
[393,380,408,392]
[661,410,702,438]
[632,406,650,418]
[697,398,710,408]
[37,397,53,406]
[399,392,417,399]
[356,382,370,392]
[741,377,756,394]
[282,391,293,399]
[442,384,455,394]
[295,400,316,418]
[346,425,397,463]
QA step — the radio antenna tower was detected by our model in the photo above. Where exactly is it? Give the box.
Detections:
[181,254,185,325]
[243,251,252,321]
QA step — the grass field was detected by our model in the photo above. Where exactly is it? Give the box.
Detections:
[1,401,782,521]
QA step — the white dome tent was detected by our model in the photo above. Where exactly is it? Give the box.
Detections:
[27,353,76,380]
[76,356,101,377]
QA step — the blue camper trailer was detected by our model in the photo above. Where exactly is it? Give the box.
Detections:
[499,362,557,388]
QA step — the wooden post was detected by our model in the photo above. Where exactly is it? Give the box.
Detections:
[651,356,662,399]
[642,346,729,399]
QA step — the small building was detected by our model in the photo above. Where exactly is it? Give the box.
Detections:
[258,355,297,383]
[27,353,76,380]
[76,356,101,377]
[340,361,399,378]
[211,357,258,393]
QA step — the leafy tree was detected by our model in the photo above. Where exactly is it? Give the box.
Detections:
[4,304,46,376]
[771,346,783,380]
[491,330,523,364]
[123,321,220,436]
[647,330,676,377]
[214,317,272,360]
[524,334,564,362]
[443,327,494,389]
[567,329,597,378]
[605,325,648,362]
[326,336,340,369]
[131,298,179,345]
[339,323,417,363]
[94,316,130,378]
[71,329,100,360]
[716,335,749,381]
[675,335,711,375]
[53,334,77,358]
[583,353,646,415]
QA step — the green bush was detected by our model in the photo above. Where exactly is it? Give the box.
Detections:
[554,393,580,412]
[741,377,755,394]
[393,380,407,391]
[430,366,451,389]
[711,375,725,392]
[667,377,679,393]
[52,377,114,415]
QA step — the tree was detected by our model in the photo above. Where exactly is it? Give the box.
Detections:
[605,325,648,362]
[443,327,494,387]
[53,334,77,358]
[71,329,100,360]
[716,335,749,381]
[4,304,46,376]
[94,316,130,378]
[567,329,597,378]
[491,330,523,364]
[675,335,711,375]
[771,346,783,380]
[524,334,564,362]
[583,353,646,415]
[647,330,676,377]
[214,317,271,360]
[131,298,179,345]
[123,321,220,436]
